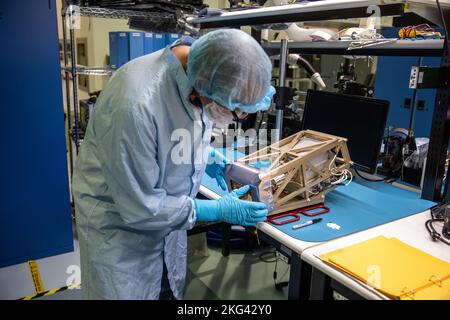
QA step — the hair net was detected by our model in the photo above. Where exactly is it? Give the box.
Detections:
[187,29,275,113]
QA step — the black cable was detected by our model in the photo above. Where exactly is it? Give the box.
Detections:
[273,258,289,291]
[355,146,407,183]
[295,55,316,77]
[259,250,277,263]
[273,257,278,288]
[426,219,450,246]
[425,205,450,246]
[354,168,393,182]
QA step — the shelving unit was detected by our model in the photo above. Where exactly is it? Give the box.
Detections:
[61,5,151,176]
[262,39,445,57]
[187,0,406,28]
[77,6,173,20]
[189,0,450,202]
[62,65,115,76]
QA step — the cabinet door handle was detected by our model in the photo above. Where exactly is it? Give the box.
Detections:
[417,100,426,111]
[404,97,411,109]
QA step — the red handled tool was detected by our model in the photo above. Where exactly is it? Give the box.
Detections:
[298,204,330,217]
[267,212,300,226]
[267,204,330,226]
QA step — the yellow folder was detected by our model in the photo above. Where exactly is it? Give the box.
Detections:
[320,236,450,300]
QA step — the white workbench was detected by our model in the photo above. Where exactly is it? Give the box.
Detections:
[302,210,450,300]
[198,183,446,300]
[257,222,320,254]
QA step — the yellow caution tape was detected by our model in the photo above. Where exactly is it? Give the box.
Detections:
[68,282,81,290]
[21,282,81,300]
[44,288,60,296]
[28,260,45,294]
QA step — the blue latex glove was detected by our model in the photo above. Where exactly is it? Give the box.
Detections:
[194,185,268,226]
[205,147,230,191]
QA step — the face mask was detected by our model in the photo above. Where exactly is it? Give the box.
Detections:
[203,102,235,125]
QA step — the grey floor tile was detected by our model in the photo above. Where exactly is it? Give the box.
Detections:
[187,246,289,300]
[35,288,83,300]
[34,245,289,300]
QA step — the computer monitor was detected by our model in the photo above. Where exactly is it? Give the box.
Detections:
[302,90,389,174]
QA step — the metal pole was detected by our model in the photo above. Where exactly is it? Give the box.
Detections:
[69,5,80,153]
[275,39,288,142]
[444,164,450,202]
[62,11,74,177]
[407,57,423,140]
[422,50,450,201]
[421,3,450,201]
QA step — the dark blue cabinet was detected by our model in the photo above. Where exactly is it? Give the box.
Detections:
[0,0,73,267]
[374,28,441,138]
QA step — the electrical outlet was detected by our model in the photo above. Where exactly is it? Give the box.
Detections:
[409,66,419,89]
[276,251,289,264]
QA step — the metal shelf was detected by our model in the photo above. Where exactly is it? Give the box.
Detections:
[62,66,115,76]
[65,6,173,20]
[263,39,445,57]
[187,0,406,28]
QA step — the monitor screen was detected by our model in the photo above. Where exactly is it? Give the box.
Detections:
[302,90,389,174]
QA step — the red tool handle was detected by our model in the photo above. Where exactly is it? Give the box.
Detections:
[300,204,330,217]
[267,213,300,226]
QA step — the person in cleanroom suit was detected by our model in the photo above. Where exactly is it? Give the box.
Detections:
[72,29,275,300]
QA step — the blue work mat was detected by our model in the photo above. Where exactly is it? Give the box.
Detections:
[270,179,435,242]
[200,147,436,242]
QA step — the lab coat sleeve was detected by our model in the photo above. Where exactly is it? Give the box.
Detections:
[98,108,197,232]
